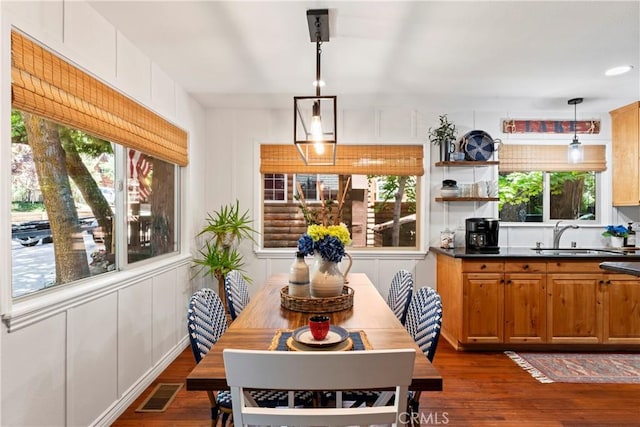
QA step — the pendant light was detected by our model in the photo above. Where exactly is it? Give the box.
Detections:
[294,9,337,165]
[568,97,584,163]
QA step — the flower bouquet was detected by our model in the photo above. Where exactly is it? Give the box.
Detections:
[602,225,628,238]
[296,178,352,297]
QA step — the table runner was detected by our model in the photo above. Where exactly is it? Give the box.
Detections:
[268,329,372,351]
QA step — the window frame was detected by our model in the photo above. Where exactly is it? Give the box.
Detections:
[263,173,287,203]
[254,143,429,259]
[499,170,602,225]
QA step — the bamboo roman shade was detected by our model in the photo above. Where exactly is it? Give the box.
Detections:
[261,144,424,175]
[11,30,188,166]
[499,144,606,172]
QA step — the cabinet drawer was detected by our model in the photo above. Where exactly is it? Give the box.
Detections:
[462,261,504,273]
[505,261,547,273]
[546,261,603,273]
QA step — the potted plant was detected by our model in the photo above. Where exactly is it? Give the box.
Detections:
[192,200,258,316]
[602,224,628,248]
[428,114,458,162]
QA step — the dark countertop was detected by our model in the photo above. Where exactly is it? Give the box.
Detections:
[599,262,640,276]
[430,246,640,260]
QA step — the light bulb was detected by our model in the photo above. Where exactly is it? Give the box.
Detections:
[310,115,323,142]
[568,139,583,163]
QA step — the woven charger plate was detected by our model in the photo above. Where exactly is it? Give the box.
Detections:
[280,286,354,313]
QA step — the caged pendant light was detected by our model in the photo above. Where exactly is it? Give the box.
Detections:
[568,97,584,163]
[294,9,337,165]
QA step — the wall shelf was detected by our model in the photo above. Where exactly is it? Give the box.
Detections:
[435,197,500,202]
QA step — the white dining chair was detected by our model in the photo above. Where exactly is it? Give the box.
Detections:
[223,348,416,426]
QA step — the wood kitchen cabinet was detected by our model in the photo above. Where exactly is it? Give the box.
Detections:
[610,101,640,206]
[437,254,640,350]
[439,255,547,348]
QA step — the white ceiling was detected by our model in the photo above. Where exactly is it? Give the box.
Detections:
[88,1,640,112]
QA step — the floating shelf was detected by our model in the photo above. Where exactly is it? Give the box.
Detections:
[435,197,500,202]
[435,161,499,167]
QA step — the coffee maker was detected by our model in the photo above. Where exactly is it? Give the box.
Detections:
[465,218,500,253]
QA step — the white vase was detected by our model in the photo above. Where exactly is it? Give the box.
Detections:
[611,236,624,248]
[309,252,352,298]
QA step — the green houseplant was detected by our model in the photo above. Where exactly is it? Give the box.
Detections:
[193,200,258,316]
[428,114,458,161]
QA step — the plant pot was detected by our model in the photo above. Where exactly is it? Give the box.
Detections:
[611,236,625,248]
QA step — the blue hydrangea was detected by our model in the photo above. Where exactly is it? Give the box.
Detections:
[316,235,346,263]
[297,234,315,256]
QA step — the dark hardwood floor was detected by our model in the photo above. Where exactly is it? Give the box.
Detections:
[113,340,640,426]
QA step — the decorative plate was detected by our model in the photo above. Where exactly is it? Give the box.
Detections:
[463,130,495,161]
[292,325,349,348]
[286,336,353,352]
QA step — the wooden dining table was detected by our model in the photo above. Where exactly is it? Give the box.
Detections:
[186,273,443,392]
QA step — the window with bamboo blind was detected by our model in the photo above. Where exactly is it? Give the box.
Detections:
[10,29,182,298]
[260,144,423,250]
[498,144,605,223]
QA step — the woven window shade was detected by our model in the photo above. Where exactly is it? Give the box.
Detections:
[499,144,606,172]
[11,30,188,166]
[261,144,424,175]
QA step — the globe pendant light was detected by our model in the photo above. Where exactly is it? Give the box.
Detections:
[294,9,337,165]
[568,98,584,163]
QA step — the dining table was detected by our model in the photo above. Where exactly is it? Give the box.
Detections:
[186,273,443,392]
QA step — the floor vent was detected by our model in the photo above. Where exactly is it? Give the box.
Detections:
[135,383,183,413]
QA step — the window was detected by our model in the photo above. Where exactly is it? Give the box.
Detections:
[9,30,186,300]
[260,144,424,250]
[10,112,179,298]
[499,171,597,222]
[498,144,605,223]
[264,174,286,201]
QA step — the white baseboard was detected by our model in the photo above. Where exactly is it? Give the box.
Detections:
[91,336,190,427]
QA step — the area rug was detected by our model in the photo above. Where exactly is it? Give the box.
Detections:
[505,351,640,384]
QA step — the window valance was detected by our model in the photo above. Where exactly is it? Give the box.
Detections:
[260,144,424,176]
[499,144,606,172]
[11,30,188,166]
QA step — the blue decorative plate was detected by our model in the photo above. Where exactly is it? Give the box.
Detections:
[463,130,495,161]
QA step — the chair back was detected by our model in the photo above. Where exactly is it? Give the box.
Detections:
[386,269,414,325]
[187,288,228,363]
[224,270,250,320]
[223,348,415,426]
[405,286,442,362]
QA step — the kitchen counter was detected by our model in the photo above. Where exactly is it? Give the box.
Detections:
[430,246,640,259]
[599,261,640,276]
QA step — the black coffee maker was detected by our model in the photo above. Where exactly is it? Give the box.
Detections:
[465,218,500,253]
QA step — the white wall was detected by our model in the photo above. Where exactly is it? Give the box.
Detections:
[0,1,207,425]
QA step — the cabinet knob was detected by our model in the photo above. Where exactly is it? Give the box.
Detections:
[481,264,486,270]
[523,264,529,270]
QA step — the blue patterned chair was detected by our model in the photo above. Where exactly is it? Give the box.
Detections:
[224,270,250,321]
[386,269,414,325]
[188,288,313,426]
[404,286,443,417]
[187,288,233,425]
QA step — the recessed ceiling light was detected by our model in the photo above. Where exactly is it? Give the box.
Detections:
[605,65,633,76]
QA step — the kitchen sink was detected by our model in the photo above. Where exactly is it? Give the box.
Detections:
[530,248,626,256]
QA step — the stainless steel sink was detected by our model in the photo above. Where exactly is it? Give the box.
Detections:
[530,248,626,255]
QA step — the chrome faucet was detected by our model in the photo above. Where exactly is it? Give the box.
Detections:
[553,221,580,248]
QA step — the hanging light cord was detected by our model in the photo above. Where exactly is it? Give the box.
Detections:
[315,18,322,97]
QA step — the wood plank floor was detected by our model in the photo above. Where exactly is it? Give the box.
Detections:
[113,340,640,426]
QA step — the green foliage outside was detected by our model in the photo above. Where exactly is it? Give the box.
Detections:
[12,201,45,212]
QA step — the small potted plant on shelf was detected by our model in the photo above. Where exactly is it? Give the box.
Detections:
[428,114,458,162]
[602,224,628,248]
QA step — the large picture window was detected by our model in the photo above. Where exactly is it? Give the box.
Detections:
[9,30,186,300]
[10,111,179,298]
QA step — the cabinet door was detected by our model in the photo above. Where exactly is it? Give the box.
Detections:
[462,273,503,344]
[547,274,602,344]
[602,274,640,344]
[504,273,547,344]
[611,103,640,206]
